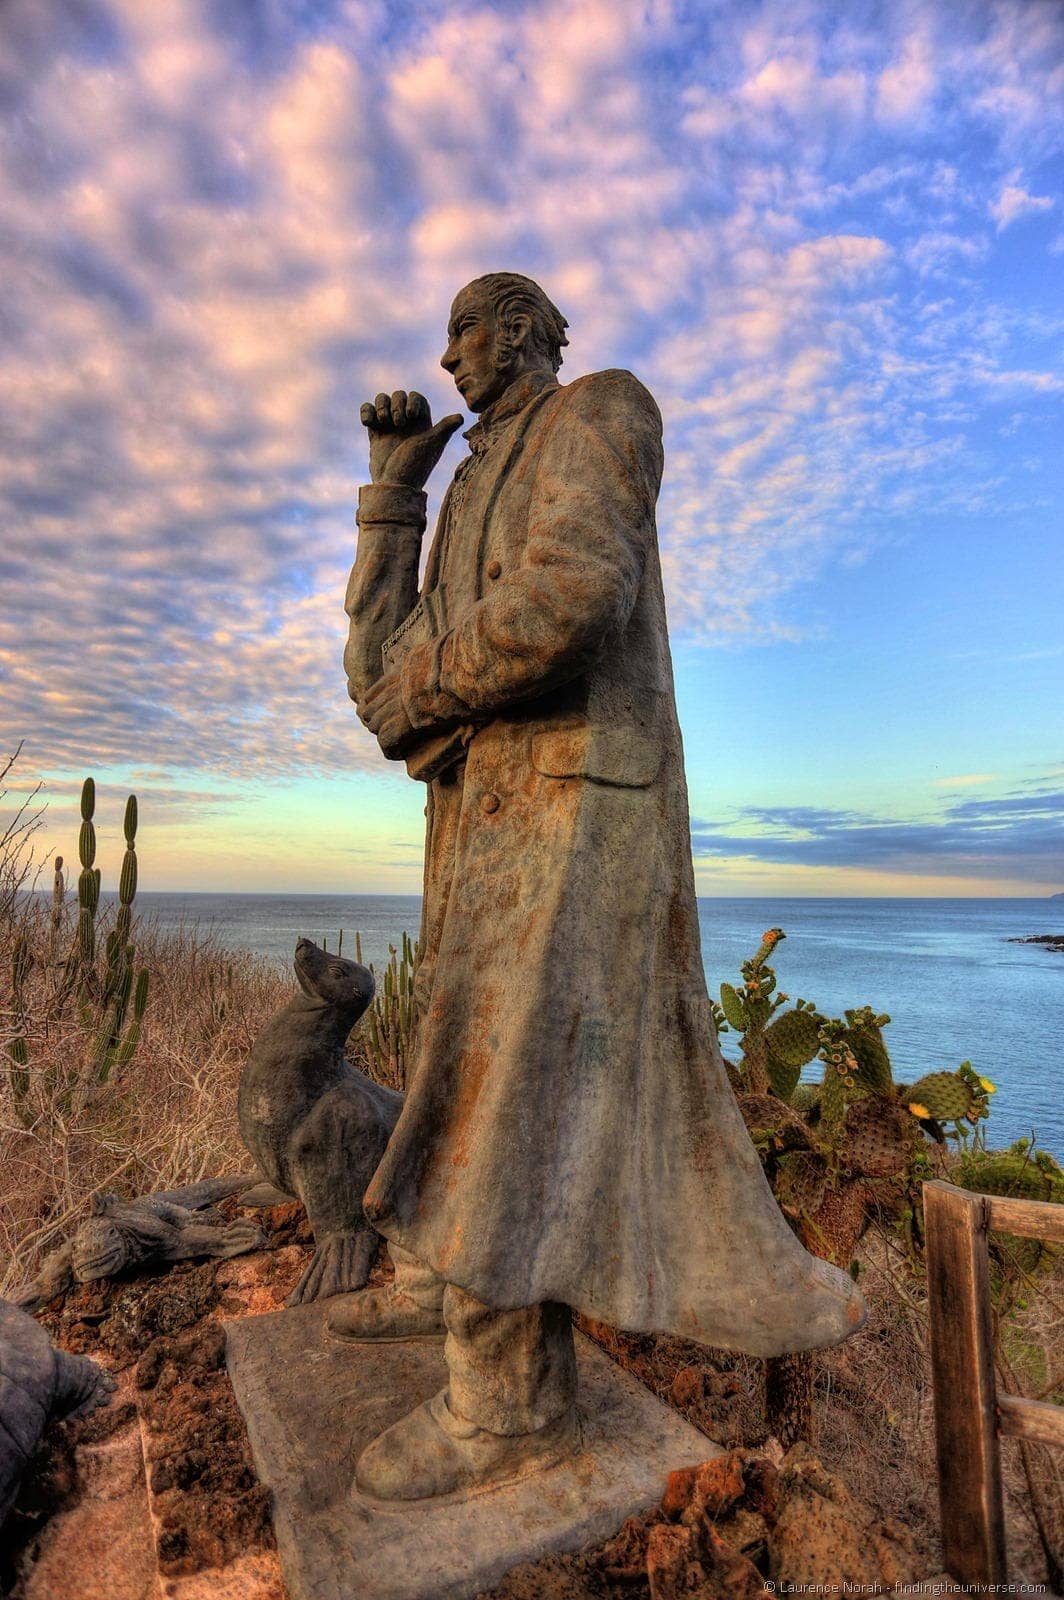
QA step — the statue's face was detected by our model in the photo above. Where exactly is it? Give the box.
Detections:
[440,286,512,414]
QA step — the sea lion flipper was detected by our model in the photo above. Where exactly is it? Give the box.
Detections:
[286,1229,376,1306]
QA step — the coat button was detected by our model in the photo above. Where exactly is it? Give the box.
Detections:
[481,792,500,814]
[486,560,502,579]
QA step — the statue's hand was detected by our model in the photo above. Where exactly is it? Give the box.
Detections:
[359,670,420,758]
[361,391,464,489]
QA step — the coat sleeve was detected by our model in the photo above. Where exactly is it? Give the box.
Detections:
[397,372,664,728]
[343,482,427,705]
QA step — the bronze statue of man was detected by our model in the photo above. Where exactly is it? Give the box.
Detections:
[338,271,864,1501]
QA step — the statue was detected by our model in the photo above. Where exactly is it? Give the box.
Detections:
[15,1175,265,1309]
[0,1299,114,1528]
[339,272,865,1502]
[238,938,401,1305]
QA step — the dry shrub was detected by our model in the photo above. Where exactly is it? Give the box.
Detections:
[0,903,292,1295]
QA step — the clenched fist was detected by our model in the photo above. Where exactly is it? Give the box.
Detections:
[361,390,463,490]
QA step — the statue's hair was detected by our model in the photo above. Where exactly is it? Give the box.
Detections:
[464,272,569,373]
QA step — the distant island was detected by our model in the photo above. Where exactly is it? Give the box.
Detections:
[1052,892,1064,901]
[1009,933,1064,952]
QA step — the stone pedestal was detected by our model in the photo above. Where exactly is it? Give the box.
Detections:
[226,1302,718,1600]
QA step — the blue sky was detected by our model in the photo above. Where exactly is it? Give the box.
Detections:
[0,0,1061,895]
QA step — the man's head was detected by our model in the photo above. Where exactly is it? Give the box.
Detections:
[441,272,569,413]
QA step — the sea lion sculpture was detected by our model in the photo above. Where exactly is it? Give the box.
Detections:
[0,1298,115,1528]
[238,937,401,1304]
[15,1176,266,1309]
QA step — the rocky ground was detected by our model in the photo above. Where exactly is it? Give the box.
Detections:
[0,1194,1040,1600]
[3,1196,313,1600]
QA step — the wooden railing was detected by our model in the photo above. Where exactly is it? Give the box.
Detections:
[924,1179,1064,1588]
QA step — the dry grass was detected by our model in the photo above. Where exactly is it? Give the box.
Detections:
[0,902,291,1296]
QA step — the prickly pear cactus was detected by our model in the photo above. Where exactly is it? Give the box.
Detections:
[737,1094,810,1150]
[790,1082,820,1115]
[765,1007,821,1068]
[719,982,748,1032]
[840,1096,919,1178]
[844,1009,894,1094]
[906,1070,976,1123]
[774,1150,830,1221]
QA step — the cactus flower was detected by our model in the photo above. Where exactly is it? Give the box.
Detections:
[908,1102,931,1119]
[979,1077,997,1094]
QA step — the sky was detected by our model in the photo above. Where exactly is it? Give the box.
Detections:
[0,0,1061,897]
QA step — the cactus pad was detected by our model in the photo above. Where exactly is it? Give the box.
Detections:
[737,1093,809,1147]
[766,1007,821,1068]
[906,1070,976,1122]
[766,1046,802,1102]
[774,1150,829,1219]
[840,1097,918,1177]
[846,1023,894,1094]
[790,1082,820,1115]
[719,982,749,1032]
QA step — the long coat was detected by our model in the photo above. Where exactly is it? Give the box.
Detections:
[344,368,864,1358]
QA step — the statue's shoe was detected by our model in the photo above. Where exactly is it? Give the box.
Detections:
[324,1285,445,1343]
[354,1388,580,1501]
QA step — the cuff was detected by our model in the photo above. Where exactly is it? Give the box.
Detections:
[357,482,428,530]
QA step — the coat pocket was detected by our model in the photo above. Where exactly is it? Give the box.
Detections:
[530,725,663,788]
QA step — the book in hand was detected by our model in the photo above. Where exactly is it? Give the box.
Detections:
[381,585,473,782]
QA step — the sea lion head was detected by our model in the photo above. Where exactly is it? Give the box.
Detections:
[294,938,375,1026]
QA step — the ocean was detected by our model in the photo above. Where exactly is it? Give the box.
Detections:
[132,892,1063,1155]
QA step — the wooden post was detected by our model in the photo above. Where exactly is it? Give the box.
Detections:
[924,1181,1008,1587]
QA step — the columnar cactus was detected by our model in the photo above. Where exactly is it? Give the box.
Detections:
[68,781,150,1094]
[114,795,137,946]
[4,781,150,1122]
[361,930,420,1091]
[48,855,65,952]
[7,935,32,1122]
[77,778,100,968]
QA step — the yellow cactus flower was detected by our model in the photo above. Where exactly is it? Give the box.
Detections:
[978,1077,997,1094]
[908,1102,931,1119]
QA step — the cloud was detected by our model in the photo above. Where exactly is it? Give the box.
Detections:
[691,788,1064,885]
[932,773,999,788]
[989,170,1055,231]
[906,231,989,277]
[875,31,935,124]
[0,0,1061,819]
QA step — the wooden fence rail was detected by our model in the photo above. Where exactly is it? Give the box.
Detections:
[924,1179,1064,1589]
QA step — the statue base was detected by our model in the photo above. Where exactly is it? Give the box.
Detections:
[226,1301,719,1600]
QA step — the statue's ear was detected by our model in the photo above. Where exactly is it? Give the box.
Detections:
[505,310,531,353]
[89,1192,118,1216]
